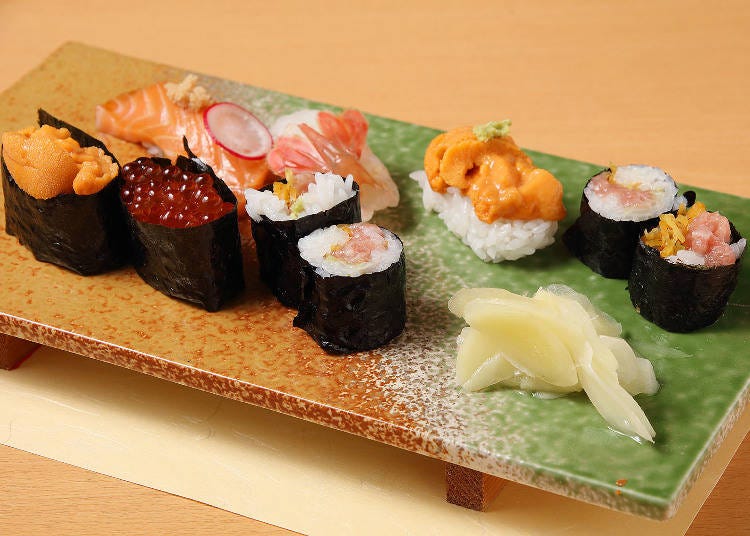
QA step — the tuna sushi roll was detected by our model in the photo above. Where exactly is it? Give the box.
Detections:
[563,165,685,279]
[1,109,128,275]
[629,201,745,332]
[410,121,566,262]
[120,146,244,311]
[294,222,406,354]
[245,171,361,307]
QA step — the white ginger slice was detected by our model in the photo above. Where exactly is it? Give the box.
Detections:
[451,284,658,442]
[456,327,514,386]
[600,336,660,396]
[448,287,529,318]
[462,300,579,388]
[542,284,622,337]
[575,342,656,442]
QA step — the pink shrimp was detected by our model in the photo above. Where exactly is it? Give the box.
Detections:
[266,109,399,220]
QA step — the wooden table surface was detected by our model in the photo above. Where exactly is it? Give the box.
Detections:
[0,1,748,534]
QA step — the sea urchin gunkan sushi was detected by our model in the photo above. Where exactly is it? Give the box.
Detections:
[1,109,128,275]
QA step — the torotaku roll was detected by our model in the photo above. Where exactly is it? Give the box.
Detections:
[629,201,745,332]
[563,165,685,279]
[120,145,244,311]
[1,109,128,275]
[294,223,406,354]
[245,172,361,307]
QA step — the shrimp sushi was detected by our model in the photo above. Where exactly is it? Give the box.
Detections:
[294,223,406,354]
[266,109,399,220]
[563,165,686,278]
[629,201,745,332]
[244,171,361,307]
[1,109,128,275]
[120,144,244,311]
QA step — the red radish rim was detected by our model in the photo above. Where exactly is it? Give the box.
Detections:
[203,102,272,161]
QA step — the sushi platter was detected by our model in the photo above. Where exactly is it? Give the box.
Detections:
[1,42,749,520]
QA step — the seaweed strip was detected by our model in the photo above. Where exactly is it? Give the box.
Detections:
[250,180,361,308]
[628,222,743,332]
[123,140,244,311]
[293,238,406,354]
[1,109,128,275]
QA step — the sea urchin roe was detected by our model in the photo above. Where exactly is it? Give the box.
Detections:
[121,158,233,228]
[1,125,118,199]
[423,125,565,223]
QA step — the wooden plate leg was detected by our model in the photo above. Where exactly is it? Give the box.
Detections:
[445,462,506,511]
[0,333,39,370]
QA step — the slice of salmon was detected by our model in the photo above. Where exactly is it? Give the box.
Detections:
[95,83,272,199]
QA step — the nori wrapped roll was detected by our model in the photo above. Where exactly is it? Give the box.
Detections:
[563,165,685,279]
[629,221,744,333]
[246,174,361,308]
[120,142,244,311]
[293,223,406,354]
[1,109,128,275]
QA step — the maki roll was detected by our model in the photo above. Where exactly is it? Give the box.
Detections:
[120,145,244,311]
[563,165,685,279]
[1,109,128,275]
[294,223,406,354]
[245,172,361,307]
[629,201,746,332]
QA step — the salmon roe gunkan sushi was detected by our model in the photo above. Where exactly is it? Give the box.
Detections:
[121,157,234,228]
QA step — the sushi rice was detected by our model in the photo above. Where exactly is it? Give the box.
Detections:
[245,172,356,222]
[409,170,557,262]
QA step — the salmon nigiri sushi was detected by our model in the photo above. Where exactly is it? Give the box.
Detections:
[96,75,274,202]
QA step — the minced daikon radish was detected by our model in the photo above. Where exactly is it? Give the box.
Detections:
[450,285,659,442]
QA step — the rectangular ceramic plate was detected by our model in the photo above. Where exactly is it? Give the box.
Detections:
[1,42,748,520]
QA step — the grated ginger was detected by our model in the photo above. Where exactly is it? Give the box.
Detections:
[164,74,214,111]
[642,201,706,257]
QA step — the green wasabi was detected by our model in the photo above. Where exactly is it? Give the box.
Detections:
[473,120,512,142]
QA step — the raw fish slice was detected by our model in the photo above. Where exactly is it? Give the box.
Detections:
[96,83,272,199]
[266,109,399,220]
[298,124,398,221]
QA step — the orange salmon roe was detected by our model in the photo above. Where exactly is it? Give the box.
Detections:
[121,158,233,228]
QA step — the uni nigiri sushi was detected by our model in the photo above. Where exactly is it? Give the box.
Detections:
[410,120,566,262]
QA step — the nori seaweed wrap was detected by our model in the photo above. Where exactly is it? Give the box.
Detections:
[293,223,406,354]
[628,222,744,333]
[563,165,686,279]
[246,175,361,308]
[1,109,128,275]
[120,142,244,311]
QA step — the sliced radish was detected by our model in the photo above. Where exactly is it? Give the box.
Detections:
[203,102,272,160]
